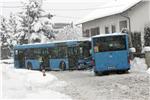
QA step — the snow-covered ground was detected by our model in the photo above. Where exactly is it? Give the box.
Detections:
[130,57,148,72]
[0,59,72,100]
[51,57,150,100]
[0,57,149,100]
[130,57,150,75]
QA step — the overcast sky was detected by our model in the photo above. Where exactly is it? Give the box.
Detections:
[0,0,113,23]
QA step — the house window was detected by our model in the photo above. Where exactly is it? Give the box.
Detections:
[119,20,127,31]
[91,27,100,36]
[105,26,109,34]
[83,29,90,37]
[111,25,116,33]
[85,29,90,37]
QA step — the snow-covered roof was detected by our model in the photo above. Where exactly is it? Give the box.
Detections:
[78,0,141,24]
[92,33,127,38]
[15,38,93,50]
[78,38,91,41]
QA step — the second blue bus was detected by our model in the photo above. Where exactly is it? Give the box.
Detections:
[91,33,130,75]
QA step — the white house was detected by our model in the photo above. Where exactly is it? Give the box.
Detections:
[78,0,150,46]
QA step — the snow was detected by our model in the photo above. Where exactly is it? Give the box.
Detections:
[33,21,43,32]
[0,59,72,100]
[21,37,91,47]
[30,32,40,40]
[78,0,141,24]
[92,32,127,38]
[129,47,136,53]
[55,25,83,41]
[29,32,51,43]
[130,57,148,72]
[147,68,150,74]
[1,57,149,99]
[143,46,150,52]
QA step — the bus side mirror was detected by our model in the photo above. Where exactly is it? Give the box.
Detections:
[129,48,136,53]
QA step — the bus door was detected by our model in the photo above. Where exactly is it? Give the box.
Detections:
[67,47,79,69]
[41,48,49,70]
[18,50,25,68]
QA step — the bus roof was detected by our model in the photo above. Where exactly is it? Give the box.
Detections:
[92,33,127,38]
[14,39,91,50]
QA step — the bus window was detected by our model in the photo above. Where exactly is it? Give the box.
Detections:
[41,48,48,56]
[49,48,59,59]
[79,47,83,55]
[14,50,18,60]
[58,47,67,58]
[18,50,25,68]
[15,50,18,55]
[93,35,126,52]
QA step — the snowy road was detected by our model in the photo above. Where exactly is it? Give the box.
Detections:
[1,59,72,100]
[50,70,149,100]
[1,58,150,100]
[50,58,150,100]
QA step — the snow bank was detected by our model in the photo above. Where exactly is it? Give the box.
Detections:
[142,46,150,53]
[147,68,150,74]
[0,59,14,64]
[129,47,136,53]
[1,59,71,99]
[130,57,147,72]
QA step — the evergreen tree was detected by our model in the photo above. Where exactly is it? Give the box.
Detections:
[144,26,150,46]
[8,13,19,46]
[17,1,54,44]
[0,17,11,59]
[56,24,82,40]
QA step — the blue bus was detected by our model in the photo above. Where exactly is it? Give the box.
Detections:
[14,39,91,70]
[91,33,130,75]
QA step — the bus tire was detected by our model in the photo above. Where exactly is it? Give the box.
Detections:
[59,61,66,71]
[27,62,32,70]
[102,71,109,75]
[116,70,126,74]
[94,71,100,76]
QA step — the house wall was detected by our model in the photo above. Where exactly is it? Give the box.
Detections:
[82,1,150,39]
[82,14,128,36]
[128,1,150,46]
[129,1,150,32]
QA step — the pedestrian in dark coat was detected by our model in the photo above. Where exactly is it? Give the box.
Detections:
[41,57,46,76]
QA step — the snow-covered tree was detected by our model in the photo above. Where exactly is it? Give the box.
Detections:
[55,24,83,40]
[8,13,20,46]
[131,32,142,53]
[17,0,54,44]
[144,26,150,46]
[0,17,11,59]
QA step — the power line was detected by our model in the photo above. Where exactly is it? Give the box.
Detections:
[55,15,81,19]
[44,4,123,11]
[0,6,23,8]
[0,1,21,3]
[0,4,123,10]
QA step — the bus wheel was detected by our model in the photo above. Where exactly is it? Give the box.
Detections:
[94,71,100,76]
[27,62,32,70]
[116,70,126,74]
[59,61,66,71]
[102,71,109,75]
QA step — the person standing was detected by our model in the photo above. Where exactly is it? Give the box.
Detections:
[41,57,46,76]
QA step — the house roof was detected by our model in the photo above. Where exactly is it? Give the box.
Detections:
[92,32,127,38]
[53,23,70,29]
[78,0,141,24]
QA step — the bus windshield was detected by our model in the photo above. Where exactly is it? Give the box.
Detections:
[93,35,126,52]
